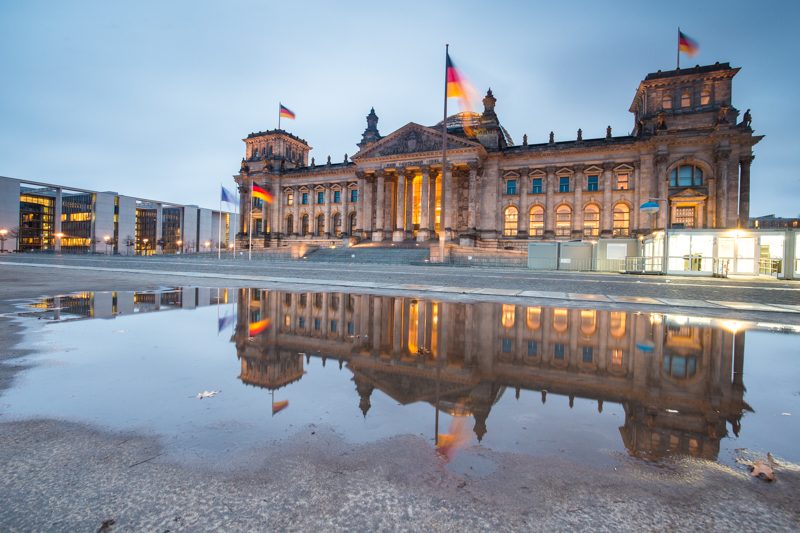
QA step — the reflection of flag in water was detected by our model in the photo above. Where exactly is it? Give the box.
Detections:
[249,318,270,337]
[272,399,289,415]
[436,416,471,462]
[218,312,235,333]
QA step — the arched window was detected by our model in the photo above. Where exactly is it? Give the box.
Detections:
[661,92,673,109]
[670,165,704,187]
[612,204,630,236]
[680,90,691,108]
[553,308,569,333]
[333,213,342,237]
[526,307,541,330]
[286,214,294,235]
[252,147,259,158]
[700,88,711,106]
[529,205,544,236]
[609,312,626,338]
[300,214,309,236]
[555,205,572,237]
[583,204,600,237]
[503,206,518,237]
[501,304,515,329]
[348,212,357,234]
[579,310,597,335]
[316,214,325,236]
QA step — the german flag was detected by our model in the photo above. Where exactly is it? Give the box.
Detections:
[249,318,270,337]
[678,31,699,56]
[272,399,289,415]
[279,104,295,120]
[446,53,467,100]
[252,183,273,204]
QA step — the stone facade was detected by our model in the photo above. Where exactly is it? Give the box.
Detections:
[234,63,762,245]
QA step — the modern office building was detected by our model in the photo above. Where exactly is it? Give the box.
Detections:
[0,176,237,254]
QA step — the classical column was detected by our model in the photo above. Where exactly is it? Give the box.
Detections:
[444,164,457,239]
[544,166,556,236]
[341,181,350,236]
[572,164,584,239]
[324,184,332,238]
[293,187,301,236]
[356,172,366,235]
[261,185,268,235]
[273,177,282,237]
[632,162,641,231]
[518,167,529,238]
[601,162,613,235]
[429,169,438,235]
[714,148,730,229]
[418,165,431,241]
[655,154,669,229]
[238,183,248,235]
[372,172,385,241]
[738,155,753,228]
[393,169,406,242]
[466,163,479,232]
[404,172,413,238]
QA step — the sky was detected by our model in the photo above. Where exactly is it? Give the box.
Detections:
[1,0,798,216]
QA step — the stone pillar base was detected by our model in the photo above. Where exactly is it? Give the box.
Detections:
[392,230,406,242]
[459,235,476,247]
[416,229,431,242]
[371,230,385,242]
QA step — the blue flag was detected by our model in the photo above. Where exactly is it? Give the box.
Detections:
[217,312,235,333]
[221,186,237,204]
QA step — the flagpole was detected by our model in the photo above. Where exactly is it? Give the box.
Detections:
[233,190,237,259]
[278,102,281,130]
[248,182,253,261]
[439,44,449,264]
[677,27,680,70]
[218,186,222,260]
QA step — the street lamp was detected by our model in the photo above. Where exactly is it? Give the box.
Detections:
[0,228,7,253]
[203,240,211,253]
[176,239,183,254]
[103,235,111,255]
[54,232,65,253]
[142,238,149,255]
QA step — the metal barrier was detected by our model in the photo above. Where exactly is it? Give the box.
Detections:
[624,256,664,273]
[758,258,782,277]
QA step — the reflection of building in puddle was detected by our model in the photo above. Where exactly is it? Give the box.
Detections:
[30,288,232,321]
[234,288,750,461]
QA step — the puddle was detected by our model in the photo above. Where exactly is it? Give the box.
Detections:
[2,287,800,469]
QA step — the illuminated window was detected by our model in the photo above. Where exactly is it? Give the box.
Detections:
[587,175,599,192]
[662,92,673,109]
[610,312,626,337]
[612,348,624,366]
[681,90,691,108]
[580,309,596,335]
[503,206,518,236]
[501,304,516,328]
[555,205,572,237]
[583,205,600,237]
[670,165,703,187]
[612,204,630,236]
[506,179,517,195]
[674,206,696,228]
[700,89,711,106]
[526,306,541,330]
[283,314,291,327]
[616,173,630,190]
[287,192,294,205]
[553,308,569,333]
[529,205,544,236]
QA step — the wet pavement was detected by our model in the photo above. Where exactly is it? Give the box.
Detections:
[1,270,799,531]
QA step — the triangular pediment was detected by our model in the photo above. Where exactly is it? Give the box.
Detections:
[669,188,707,200]
[352,122,484,160]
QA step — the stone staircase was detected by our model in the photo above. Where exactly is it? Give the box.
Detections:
[304,246,430,264]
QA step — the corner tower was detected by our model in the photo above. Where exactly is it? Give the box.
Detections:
[243,129,311,172]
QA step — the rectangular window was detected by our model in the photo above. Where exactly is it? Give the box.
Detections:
[298,317,305,329]
[287,192,294,205]
[317,191,325,204]
[350,189,358,202]
[347,321,355,335]
[616,173,630,190]
[587,175,599,192]
[333,190,341,203]
[674,206,696,228]
[330,319,338,332]
[506,179,517,195]
[314,318,321,330]
[527,340,538,356]
[554,343,565,360]
[559,177,570,193]
[501,338,513,353]
[301,193,309,205]
[582,346,593,363]
[532,178,543,194]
